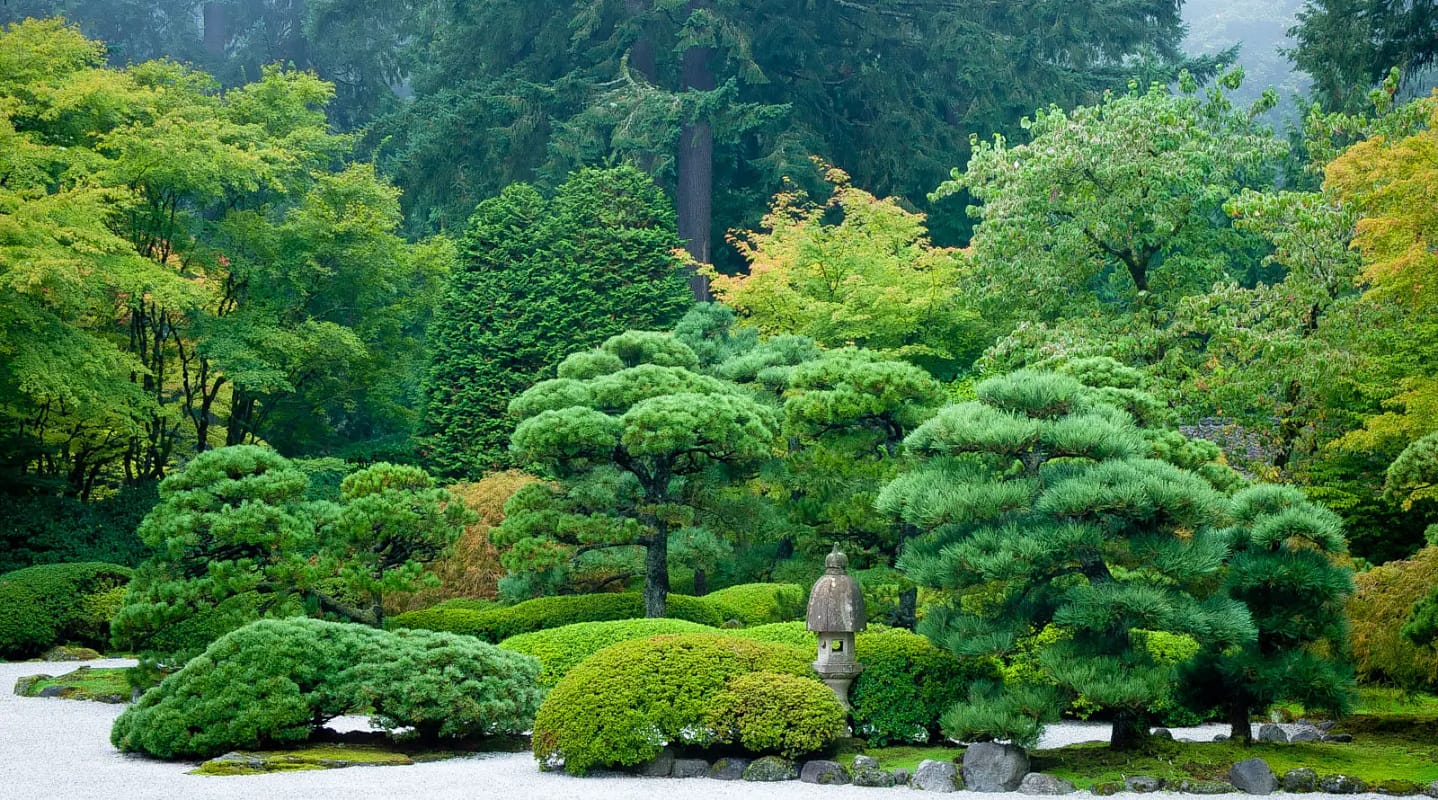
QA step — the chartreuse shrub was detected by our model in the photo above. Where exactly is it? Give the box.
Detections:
[391,591,734,642]
[111,618,542,759]
[707,672,847,758]
[0,562,132,659]
[727,621,818,649]
[704,583,805,625]
[531,634,818,774]
[498,618,715,687]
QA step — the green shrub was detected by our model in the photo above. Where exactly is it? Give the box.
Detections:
[499,618,717,686]
[704,583,806,625]
[707,671,847,758]
[0,562,133,659]
[111,618,542,759]
[391,591,731,642]
[0,486,156,574]
[849,628,997,746]
[727,621,818,649]
[531,633,813,774]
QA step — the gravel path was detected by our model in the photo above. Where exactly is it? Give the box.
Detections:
[0,659,1400,800]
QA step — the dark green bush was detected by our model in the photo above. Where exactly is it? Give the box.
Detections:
[391,591,733,642]
[0,486,157,574]
[704,583,806,625]
[849,627,997,746]
[0,562,133,659]
[111,617,542,759]
[499,618,717,686]
[707,671,847,758]
[531,633,813,774]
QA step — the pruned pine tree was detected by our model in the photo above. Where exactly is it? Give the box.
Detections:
[879,369,1255,750]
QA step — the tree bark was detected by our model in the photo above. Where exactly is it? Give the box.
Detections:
[1229,700,1253,743]
[693,567,708,597]
[677,0,715,301]
[643,532,670,618]
[894,586,918,630]
[1109,711,1150,750]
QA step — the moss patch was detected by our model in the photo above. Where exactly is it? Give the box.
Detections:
[845,745,963,771]
[14,666,131,703]
[193,745,419,775]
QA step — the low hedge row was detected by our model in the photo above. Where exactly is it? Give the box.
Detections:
[111,617,543,759]
[703,583,806,625]
[499,618,716,687]
[0,562,133,659]
[391,591,740,642]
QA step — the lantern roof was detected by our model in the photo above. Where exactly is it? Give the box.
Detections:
[806,545,867,633]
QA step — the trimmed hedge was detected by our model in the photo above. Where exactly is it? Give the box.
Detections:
[391,591,737,642]
[111,618,543,759]
[727,621,819,649]
[499,618,716,687]
[0,562,133,659]
[704,583,806,625]
[531,634,814,774]
[708,671,847,758]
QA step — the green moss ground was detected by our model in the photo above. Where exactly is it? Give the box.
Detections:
[14,666,131,702]
[193,744,418,775]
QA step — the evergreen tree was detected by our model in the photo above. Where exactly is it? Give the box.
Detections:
[879,368,1255,750]
[420,166,693,478]
[1291,0,1438,112]
[1181,485,1355,741]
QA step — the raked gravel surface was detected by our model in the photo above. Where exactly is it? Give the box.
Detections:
[0,659,1402,800]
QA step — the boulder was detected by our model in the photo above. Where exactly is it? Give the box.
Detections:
[852,755,880,770]
[894,768,911,786]
[1125,776,1162,793]
[1317,720,1337,731]
[1318,775,1368,794]
[1281,768,1317,793]
[1288,728,1322,743]
[37,685,65,698]
[1323,733,1354,743]
[1019,773,1077,795]
[1179,780,1238,794]
[12,675,49,696]
[201,752,268,774]
[671,758,709,779]
[1092,781,1123,796]
[1426,780,1438,798]
[709,757,751,781]
[1256,724,1288,743]
[1151,728,1173,740]
[1213,734,1230,742]
[743,756,798,782]
[853,767,897,788]
[40,646,102,661]
[1229,758,1278,795]
[962,742,1030,792]
[800,760,848,785]
[638,748,674,777]
[912,759,962,792]
[1375,780,1424,796]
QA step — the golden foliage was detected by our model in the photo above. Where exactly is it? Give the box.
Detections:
[1348,546,1438,689]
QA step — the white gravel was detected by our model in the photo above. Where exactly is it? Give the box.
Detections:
[0,659,1403,800]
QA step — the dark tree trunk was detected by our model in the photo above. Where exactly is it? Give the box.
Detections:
[644,531,670,617]
[1109,712,1149,751]
[202,3,228,61]
[677,0,714,301]
[693,568,708,597]
[1229,700,1253,743]
[894,586,918,630]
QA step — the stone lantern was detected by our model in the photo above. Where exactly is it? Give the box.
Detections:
[806,545,866,706]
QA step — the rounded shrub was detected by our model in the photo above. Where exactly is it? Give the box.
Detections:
[391,591,731,642]
[531,633,812,774]
[707,671,847,758]
[726,621,817,649]
[499,618,717,687]
[0,562,132,659]
[111,617,542,759]
[850,628,997,746]
[704,583,806,625]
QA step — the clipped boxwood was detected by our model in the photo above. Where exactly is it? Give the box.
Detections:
[499,618,717,687]
[0,562,132,659]
[704,583,806,625]
[111,617,542,759]
[850,627,997,746]
[727,620,819,649]
[532,633,813,774]
[707,671,847,758]
[391,591,731,642]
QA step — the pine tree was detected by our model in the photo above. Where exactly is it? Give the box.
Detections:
[879,368,1255,750]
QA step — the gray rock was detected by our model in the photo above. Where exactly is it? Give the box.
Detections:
[894,768,911,786]
[743,756,797,782]
[1125,776,1162,793]
[1426,780,1438,798]
[852,755,880,770]
[1324,733,1354,743]
[638,748,674,777]
[1213,734,1230,742]
[37,685,65,698]
[207,752,267,772]
[1257,724,1288,743]
[1229,758,1278,795]
[799,760,848,785]
[1019,773,1076,795]
[12,675,50,697]
[912,759,962,793]
[1151,728,1173,740]
[962,742,1030,793]
[1179,780,1238,794]
[1282,768,1318,793]
[1289,727,1322,742]
[852,767,896,788]
[671,758,709,779]
[1317,720,1337,731]
[1318,774,1368,794]
[709,757,751,781]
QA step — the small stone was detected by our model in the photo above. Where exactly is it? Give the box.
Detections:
[638,747,674,777]
[1019,773,1077,795]
[800,760,848,785]
[912,759,962,793]
[1256,724,1288,743]
[743,756,797,782]
[671,758,709,779]
[852,767,897,788]
[894,768,911,786]
[1180,780,1237,794]
[709,757,751,781]
[1125,776,1162,793]
[1426,780,1438,798]
[1092,781,1124,796]
[12,675,50,697]
[203,752,267,774]
[1376,779,1424,796]
[1323,733,1354,743]
[1229,758,1278,795]
[1317,720,1336,731]
[852,755,880,770]
[962,741,1030,792]
[1150,728,1173,740]
[1319,775,1368,794]
[1289,728,1322,743]
[1282,768,1317,793]
[37,686,65,698]
[1213,734,1230,742]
